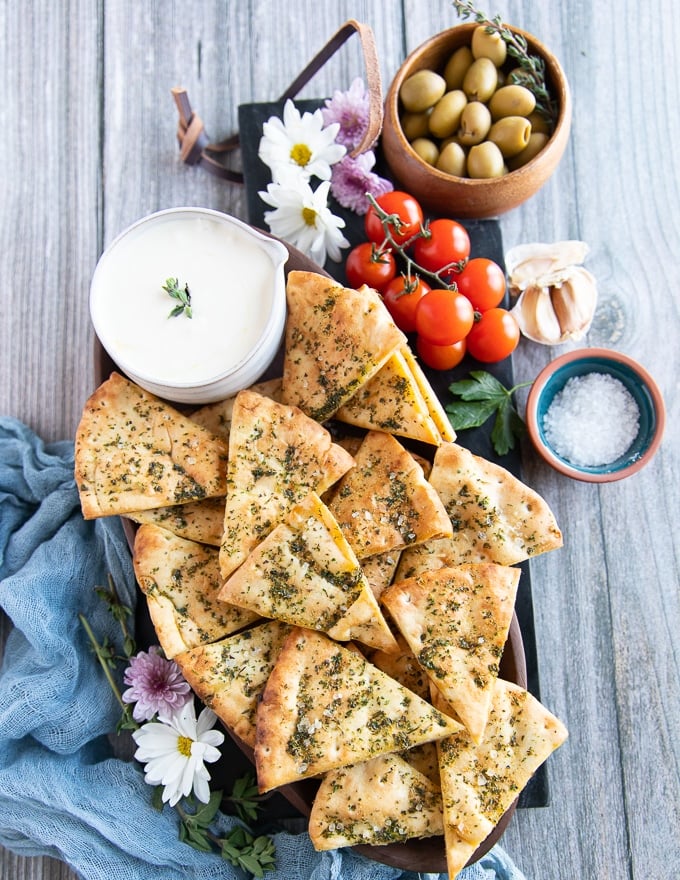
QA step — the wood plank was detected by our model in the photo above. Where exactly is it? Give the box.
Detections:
[1,0,679,878]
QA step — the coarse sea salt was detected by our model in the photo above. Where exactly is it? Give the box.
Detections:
[542,372,640,467]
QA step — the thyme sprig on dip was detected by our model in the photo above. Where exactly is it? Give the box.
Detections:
[163,277,193,318]
[452,0,559,126]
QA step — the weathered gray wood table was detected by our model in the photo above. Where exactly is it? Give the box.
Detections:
[1,1,678,878]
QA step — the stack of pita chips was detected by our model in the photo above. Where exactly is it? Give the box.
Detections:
[74,270,567,878]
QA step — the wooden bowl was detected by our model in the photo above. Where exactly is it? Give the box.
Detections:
[382,23,572,218]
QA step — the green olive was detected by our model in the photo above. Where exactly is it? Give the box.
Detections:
[400,69,447,113]
[436,141,467,177]
[467,140,505,178]
[428,89,468,139]
[462,57,498,102]
[457,101,492,146]
[411,137,440,166]
[527,110,551,135]
[488,84,536,120]
[400,109,432,140]
[507,132,549,170]
[471,24,507,67]
[443,45,474,90]
[488,116,532,157]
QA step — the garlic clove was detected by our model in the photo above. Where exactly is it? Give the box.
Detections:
[550,266,598,341]
[505,241,590,292]
[510,284,564,344]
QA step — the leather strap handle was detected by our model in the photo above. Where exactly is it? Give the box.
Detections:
[172,19,383,183]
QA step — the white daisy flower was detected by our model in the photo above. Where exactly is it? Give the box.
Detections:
[259,99,346,183]
[132,700,224,807]
[259,178,350,265]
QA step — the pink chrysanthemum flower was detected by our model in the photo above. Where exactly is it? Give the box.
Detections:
[322,78,371,151]
[330,151,394,215]
[122,646,192,722]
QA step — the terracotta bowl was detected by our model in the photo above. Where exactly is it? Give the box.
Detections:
[525,348,666,482]
[382,23,572,218]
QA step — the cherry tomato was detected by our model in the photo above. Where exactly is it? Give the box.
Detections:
[454,257,507,311]
[364,191,425,248]
[413,218,471,279]
[417,336,467,371]
[415,288,475,346]
[382,275,431,333]
[345,242,397,291]
[466,308,520,362]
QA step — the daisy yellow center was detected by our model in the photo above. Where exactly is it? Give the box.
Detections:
[290,143,312,167]
[177,735,193,757]
[301,207,317,227]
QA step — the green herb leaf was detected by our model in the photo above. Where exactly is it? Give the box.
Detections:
[445,398,500,430]
[446,370,531,456]
[162,277,193,319]
[227,772,265,823]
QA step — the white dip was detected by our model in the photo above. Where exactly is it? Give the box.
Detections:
[542,372,640,467]
[91,211,281,385]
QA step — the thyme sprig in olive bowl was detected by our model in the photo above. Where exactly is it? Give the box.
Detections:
[381,15,572,218]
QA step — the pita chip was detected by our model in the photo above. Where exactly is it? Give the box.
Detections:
[219,389,354,580]
[381,563,520,743]
[254,627,462,792]
[281,271,406,422]
[309,753,444,850]
[396,441,563,578]
[190,377,282,441]
[334,349,444,445]
[327,431,452,559]
[75,372,228,519]
[133,524,259,658]
[435,679,568,878]
[175,620,291,747]
[401,347,456,442]
[218,492,398,654]
[127,496,225,546]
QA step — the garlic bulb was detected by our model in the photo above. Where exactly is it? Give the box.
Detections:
[505,241,598,344]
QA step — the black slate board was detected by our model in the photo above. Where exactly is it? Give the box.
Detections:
[237,99,548,809]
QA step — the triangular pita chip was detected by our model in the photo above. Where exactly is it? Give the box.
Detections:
[334,349,444,445]
[190,377,282,440]
[219,389,354,580]
[133,524,259,658]
[175,620,291,747]
[381,564,520,742]
[281,271,406,422]
[396,441,563,578]
[74,373,228,519]
[254,627,462,792]
[218,493,398,653]
[401,347,456,442]
[327,431,452,559]
[309,753,444,850]
[435,679,568,878]
[128,496,225,546]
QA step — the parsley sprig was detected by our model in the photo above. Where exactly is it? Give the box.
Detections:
[446,370,532,455]
[162,277,193,318]
[452,0,559,127]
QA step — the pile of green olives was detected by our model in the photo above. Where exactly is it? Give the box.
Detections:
[398,26,553,179]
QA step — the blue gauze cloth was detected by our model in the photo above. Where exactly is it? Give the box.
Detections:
[0,417,527,880]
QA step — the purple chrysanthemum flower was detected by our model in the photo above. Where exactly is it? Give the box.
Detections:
[122,646,192,722]
[330,151,394,215]
[322,78,371,151]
